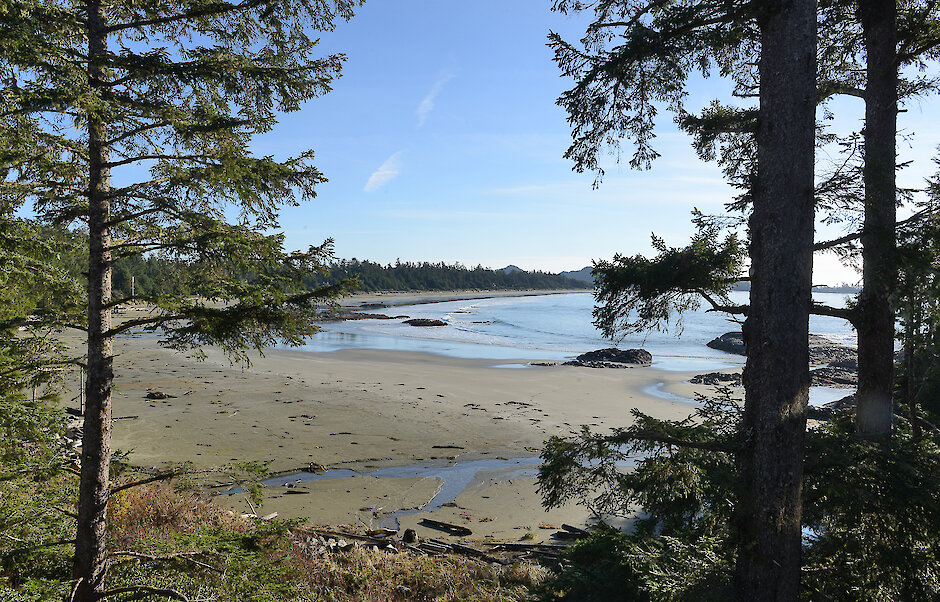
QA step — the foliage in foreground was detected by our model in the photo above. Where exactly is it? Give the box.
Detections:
[537,392,940,601]
[1,476,544,601]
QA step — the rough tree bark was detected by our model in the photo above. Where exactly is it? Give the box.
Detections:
[73,1,113,599]
[855,0,898,435]
[736,0,816,598]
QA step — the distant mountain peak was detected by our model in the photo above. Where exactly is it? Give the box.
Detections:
[560,266,594,283]
[499,264,524,274]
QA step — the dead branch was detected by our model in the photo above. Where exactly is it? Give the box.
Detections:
[0,538,75,559]
[99,585,190,601]
[109,550,222,573]
[68,578,83,602]
[52,506,79,520]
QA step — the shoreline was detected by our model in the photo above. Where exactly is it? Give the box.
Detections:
[338,288,591,309]
[61,291,728,543]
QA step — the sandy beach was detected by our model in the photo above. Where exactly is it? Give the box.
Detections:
[61,292,729,544]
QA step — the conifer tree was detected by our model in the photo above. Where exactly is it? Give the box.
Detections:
[0,0,359,598]
[546,1,940,596]
[550,0,816,597]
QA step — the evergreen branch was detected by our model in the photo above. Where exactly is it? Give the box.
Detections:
[104,187,170,202]
[817,82,867,101]
[107,239,201,257]
[109,469,187,496]
[104,295,146,309]
[584,0,672,31]
[0,465,68,482]
[104,206,171,227]
[105,153,213,169]
[897,0,940,65]
[104,314,183,338]
[613,429,740,453]
[107,120,172,146]
[698,290,748,315]
[900,39,940,67]
[106,177,175,198]
[814,230,862,251]
[811,303,855,321]
[105,0,267,34]
[814,208,933,251]
[0,357,85,380]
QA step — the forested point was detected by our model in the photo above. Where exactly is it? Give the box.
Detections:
[34,229,590,297]
[316,260,591,292]
[113,257,590,297]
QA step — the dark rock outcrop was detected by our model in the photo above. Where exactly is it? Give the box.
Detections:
[706,332,747,355]
[810,366,858,388]
[357,302,389,310]
[808,340,857,366]
[707,331,858,366]
[808,393,856,420]
[564,348,652,368]
[827,358,858,370]
[690,372,743,386]
[316,310,407,322]
[403,318,447,327]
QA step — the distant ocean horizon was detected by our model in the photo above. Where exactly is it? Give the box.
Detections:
[291,291,857,373]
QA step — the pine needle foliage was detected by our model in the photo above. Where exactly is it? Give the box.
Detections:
[896,164,940,424]
[537,395,940,600]
[0,0,361,351]
[0,216,79,468]
[802,421,940,600]
[592,221,746,339]
[548,0,757,182]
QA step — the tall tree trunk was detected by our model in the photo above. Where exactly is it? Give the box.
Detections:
[855,0,898,435]
[73,1,112,599]
[736,0,815,598]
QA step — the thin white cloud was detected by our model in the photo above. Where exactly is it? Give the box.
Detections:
[364,151,405,192]
[416,72,454,127]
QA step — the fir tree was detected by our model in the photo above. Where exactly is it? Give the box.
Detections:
[0,0,360,598]
[550,0,816,596]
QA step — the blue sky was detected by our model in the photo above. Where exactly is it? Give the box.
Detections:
[254,0,940,285]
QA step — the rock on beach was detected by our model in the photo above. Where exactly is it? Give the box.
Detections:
[403,318,448,327]
[706,332,746,355]
[704,331,860,387]
[564,348,653,368]
[707,331,858,364]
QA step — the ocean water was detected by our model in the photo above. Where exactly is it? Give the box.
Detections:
[292,291,856,372]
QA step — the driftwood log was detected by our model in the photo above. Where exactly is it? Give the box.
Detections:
[419,518,472,536]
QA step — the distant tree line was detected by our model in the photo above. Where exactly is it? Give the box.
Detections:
[311,259,591,292]
[34,232,589,299]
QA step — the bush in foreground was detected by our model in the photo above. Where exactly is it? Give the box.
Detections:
[2,480,545,601]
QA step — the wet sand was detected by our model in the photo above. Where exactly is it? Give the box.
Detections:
[62,295,726,543]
